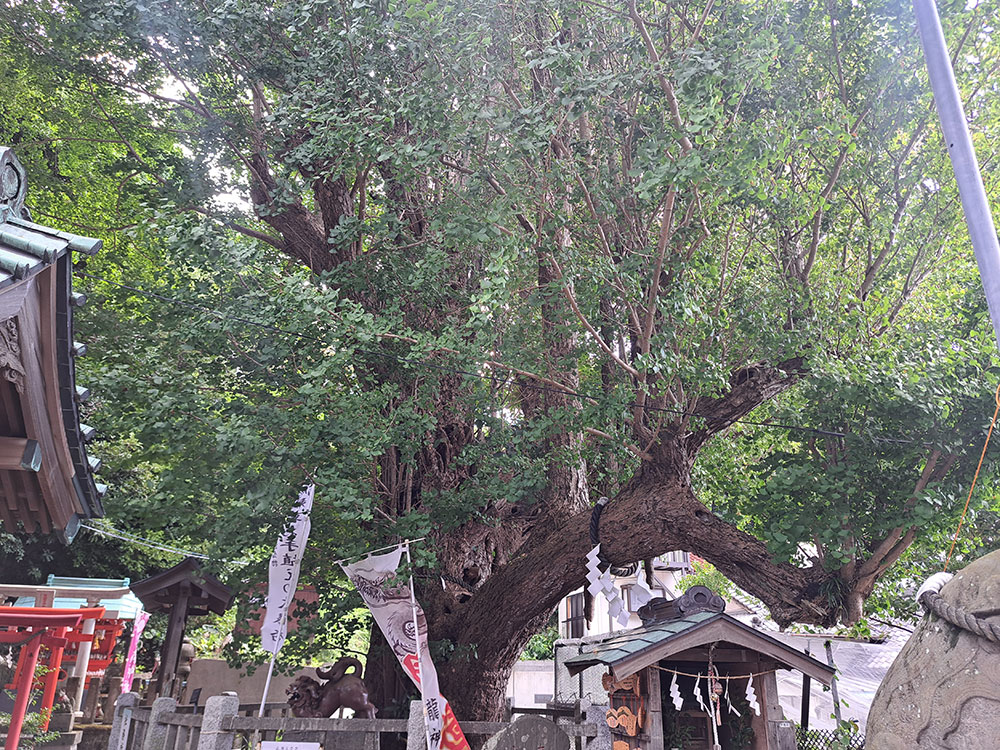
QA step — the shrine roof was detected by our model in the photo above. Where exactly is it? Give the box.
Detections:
[10,575,144,619]
[563,609,835,685]
[0,147,105,540]
[47,575,130,588]
[0,217,100,290]
[0,605,105,629]
[132,557,233,616]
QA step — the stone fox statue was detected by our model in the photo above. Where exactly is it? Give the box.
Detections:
[286,656,378,719]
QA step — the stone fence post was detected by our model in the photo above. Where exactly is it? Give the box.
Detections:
[107,692,139,750]
[195,692,239,750]
[141,696,177,750]
[406,700,425,750]
[583,703,612,750]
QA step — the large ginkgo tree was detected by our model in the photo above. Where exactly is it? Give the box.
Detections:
[4,0,1000,719]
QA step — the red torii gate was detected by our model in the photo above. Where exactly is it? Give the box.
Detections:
[0,606,104,750]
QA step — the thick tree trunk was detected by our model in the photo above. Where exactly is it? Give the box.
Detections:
[364,625,419,719]
[434,459,834,720]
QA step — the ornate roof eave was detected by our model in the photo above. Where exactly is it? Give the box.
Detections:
[0,148,105,541]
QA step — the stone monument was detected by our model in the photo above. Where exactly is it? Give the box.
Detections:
[482,715,571,750]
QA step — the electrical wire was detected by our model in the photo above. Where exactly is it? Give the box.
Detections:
[78,272,936,445]
[79,522,211,560]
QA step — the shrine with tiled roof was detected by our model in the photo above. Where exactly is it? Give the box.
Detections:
[0,147,104,540]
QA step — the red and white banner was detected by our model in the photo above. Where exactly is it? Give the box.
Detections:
[342,546,469,750]
[121,610,150,694]
[262,484,314,655]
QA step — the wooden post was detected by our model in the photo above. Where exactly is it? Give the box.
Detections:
[39,625,68,731]
[155,581,190,699]
[646,666,664,750]
[760,671,783,750]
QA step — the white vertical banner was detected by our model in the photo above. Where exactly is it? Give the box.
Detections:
[261,484,314,655]
[342,545,469,750]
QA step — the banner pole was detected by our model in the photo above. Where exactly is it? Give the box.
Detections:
[405,543,434,750]
[252,653,277,748]
[258,655,276,717]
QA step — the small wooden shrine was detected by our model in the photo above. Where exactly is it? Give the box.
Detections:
[564,587,835,750]
[131,558,232,700]
[0,147,104,540]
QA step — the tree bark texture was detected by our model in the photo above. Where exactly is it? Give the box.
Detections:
[430,456,835,720]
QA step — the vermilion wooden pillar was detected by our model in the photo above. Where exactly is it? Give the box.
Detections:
[6,632,43,750]
[39,625,69,731]
[0,607,94,747]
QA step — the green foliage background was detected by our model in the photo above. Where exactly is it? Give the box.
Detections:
[1,0,1000,687]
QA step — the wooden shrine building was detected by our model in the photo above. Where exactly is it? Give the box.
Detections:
[0,147,104,540]
[131,558,233,700]
[563,587,835,750]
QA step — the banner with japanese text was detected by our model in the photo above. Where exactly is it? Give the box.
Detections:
[342,546,469,750]
[120,610,150,694]
[261,484,314,654]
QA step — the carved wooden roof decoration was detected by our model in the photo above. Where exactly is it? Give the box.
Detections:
[0,147,104,541]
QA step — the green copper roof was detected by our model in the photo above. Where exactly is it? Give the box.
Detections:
[565,611,719,668]
[0,217,102,291]
[563,609,836,684]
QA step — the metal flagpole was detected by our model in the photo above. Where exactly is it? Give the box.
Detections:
[258,655,277,716]
[405,543,434,750]
[253,640,279,748]
[914,0,1000,350]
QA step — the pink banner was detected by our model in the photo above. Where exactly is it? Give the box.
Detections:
[121,610,150,694]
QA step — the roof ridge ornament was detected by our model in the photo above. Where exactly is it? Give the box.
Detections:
[0,148,29,223]
[637,585,726,624]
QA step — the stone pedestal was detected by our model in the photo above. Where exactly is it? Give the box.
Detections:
[38,730,82,750]
[868,550,1000,749]
[49,712,75,733]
